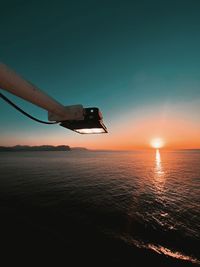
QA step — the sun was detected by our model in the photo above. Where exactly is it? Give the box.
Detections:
[150,138,165,149]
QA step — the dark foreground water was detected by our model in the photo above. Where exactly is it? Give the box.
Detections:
[0,150,199,266]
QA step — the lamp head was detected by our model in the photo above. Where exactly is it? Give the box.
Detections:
[60,107,108,134]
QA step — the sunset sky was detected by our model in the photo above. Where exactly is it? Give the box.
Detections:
[0,0,200,150]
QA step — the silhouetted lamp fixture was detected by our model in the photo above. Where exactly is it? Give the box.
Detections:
[60,107,108,134]
[0,63,108,134]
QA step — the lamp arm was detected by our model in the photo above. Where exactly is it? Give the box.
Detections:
[0,63,84,121]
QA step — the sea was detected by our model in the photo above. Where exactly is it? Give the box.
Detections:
[0,150,199,266]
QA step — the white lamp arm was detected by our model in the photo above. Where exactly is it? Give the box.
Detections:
[0,63,84,121]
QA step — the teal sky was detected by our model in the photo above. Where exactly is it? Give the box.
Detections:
[0,0,200,149]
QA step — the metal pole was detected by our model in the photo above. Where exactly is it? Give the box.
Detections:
[0,63,73,121]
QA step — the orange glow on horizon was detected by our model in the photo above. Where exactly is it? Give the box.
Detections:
[1,102,200,150]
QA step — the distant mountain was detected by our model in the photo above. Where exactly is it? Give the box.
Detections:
[0,145,71,152]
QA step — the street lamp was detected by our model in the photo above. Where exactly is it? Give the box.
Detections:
[60,107,108,134]
[0,63,108,134]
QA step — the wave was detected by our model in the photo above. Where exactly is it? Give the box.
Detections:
[120,235,200,265]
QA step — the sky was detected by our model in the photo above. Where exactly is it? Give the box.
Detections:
[0,0,200,150]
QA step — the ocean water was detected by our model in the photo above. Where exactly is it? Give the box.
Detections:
[0,150,200,266]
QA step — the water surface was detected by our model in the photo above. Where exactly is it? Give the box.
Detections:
[0,150,199,266]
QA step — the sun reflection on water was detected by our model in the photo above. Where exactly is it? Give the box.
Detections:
[154,149,165,192]
[156,149,161,169]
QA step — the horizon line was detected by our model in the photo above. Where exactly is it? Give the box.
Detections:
[1,145,200,151]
